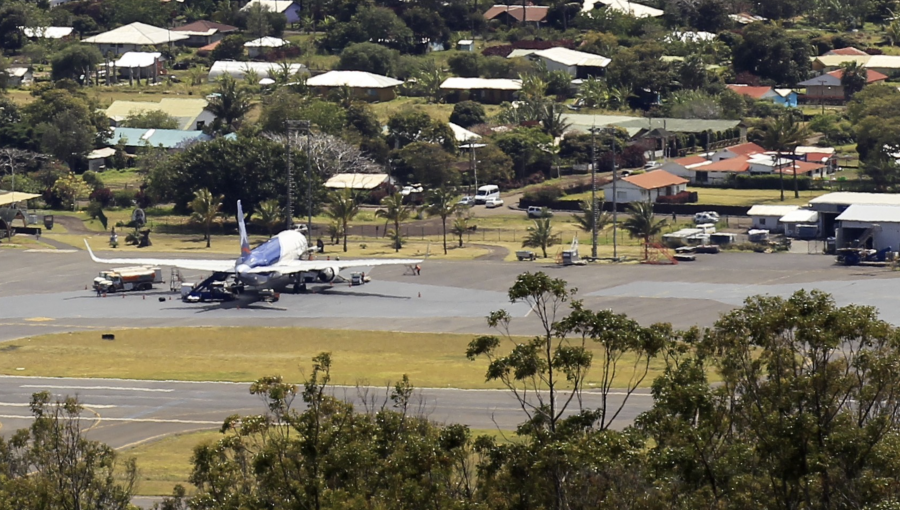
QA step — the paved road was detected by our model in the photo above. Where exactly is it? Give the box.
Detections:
[0,375,652,449]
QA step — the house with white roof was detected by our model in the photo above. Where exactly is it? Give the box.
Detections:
[516,47,610,78]
[207,61,307,81]
[240,0,302,24]
[324,173,391,191]
[583,0,663,18]
[780,208,819,238]
[835,204,900,250]
[439,77,521,103]
[244,36,288,58]
[83,22,189,56]
[307,70,403,101]
[4,66,33,88]
[113,52,163,83]
[747,205,800,233]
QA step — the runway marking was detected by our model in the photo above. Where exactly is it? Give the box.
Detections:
[24,317,54,322]
[0,414,220,425]
[0,402,117,409]
[20,385,174,393]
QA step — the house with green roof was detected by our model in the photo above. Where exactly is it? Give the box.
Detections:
[104,98,216,131]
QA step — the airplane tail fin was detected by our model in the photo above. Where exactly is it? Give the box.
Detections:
[237,200,251,260]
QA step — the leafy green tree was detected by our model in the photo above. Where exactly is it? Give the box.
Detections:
[40,110,96,171]
[243,2,273,38]
[258,89,346,135]
[426,187,459,254]
[861,157,900,192]
[189,188,224,248]
[622,201,666,260]
[493,127,554,179]
[121,110,179,129]
[50,44,102,83]
[211,34,246,61]
[50,171,91,209]
[577,76,609,108]
[337,42,399,76]
[522,216,555,258]
[103,0,170,27]
[376,192,412,251]
[447,51,481,77]
[206,75,253,134]
[322,5,413,53]
[324,188,360,252]
[732,23,810,85]
[386,110,455,152]
[394,142,459,188]
[472,144,515,185]
[253,198,283,236]
[449,100,486,128]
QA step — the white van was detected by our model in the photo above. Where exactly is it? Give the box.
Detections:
[474,185,500,204]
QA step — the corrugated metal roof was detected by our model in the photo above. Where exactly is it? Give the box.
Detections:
[114,52,161,68]
[780,209,819,223]
[748,205,799,217]
[208,61,307,81]
[0,192,41,206]
[618,169,687,190]
[531,47,610,68]
[307,70,402,88]
[240,0,295,13]
[83,22,188,45]
[449,123,481,143]
[440,77,522,90]
[836,204,900,223]
[244,36,287,48]
[105,99,209,130]
[107,127,212,148]
[585,0,663,17]
[811,192,900,207]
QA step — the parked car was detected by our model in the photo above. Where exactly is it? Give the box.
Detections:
[644,161,659,170]
[526,206,552,218]
[694,211,720,224]
[457,196,475,207]
[401,184,424,196]
[485,197,504,208]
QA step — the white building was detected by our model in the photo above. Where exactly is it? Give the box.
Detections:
[780,208,819,238]
[810,192,900,239]
[835,204,900,250]
[244,36,289,58]
[324,173,391,190]
[114,52,163,82]
[602,170,688,204]
[207,61,307,81]
[82,22,189,56]
[747,205,801,233]
[4,66,33,87]
[583,0,663,17]
[515,47,610,79]
[21,26,74,39]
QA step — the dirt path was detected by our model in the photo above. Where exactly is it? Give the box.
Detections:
[472,244,510,261]
[52,216,94,235]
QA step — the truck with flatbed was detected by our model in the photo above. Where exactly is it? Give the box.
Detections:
[93,266,163,293]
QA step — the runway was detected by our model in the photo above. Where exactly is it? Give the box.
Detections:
[0,375,653,449]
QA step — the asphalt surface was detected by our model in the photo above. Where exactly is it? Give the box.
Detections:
[2,246,900,499]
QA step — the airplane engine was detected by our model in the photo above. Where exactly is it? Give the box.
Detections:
[316,268,336,282]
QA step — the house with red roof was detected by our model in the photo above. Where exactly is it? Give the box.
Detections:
[798,68,888,102]
[726,84,798,107]
[484,4,549,25]
[711,142,765,161]
[602,169,688,203]
[824,47,868,56]
[172,20,238,47]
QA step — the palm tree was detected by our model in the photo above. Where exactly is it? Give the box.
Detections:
[426,188,459,254]
[241,67,261,86]
[573,200,610,233]
[539,102,572,138]
[622,201,667,261]
[253,199,283,236]
[522,217,555,258]
[189,188,224,248]
[839,61,867,99]
[415,65,445,103]
[185,65,207,87]
[451,211,470,248]
[329,84,354,108]
[607,86,634,110]
[375,193,412,252]
[324,188,360,253]
[760,115,805,200]
[577,76,609,108]
[206,75,253,134]
[887,20,900,46]
[519,73,548,101]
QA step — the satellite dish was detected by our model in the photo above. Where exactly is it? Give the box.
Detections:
[132,208,146,227]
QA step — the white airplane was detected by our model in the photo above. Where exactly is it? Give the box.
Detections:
[84,200,423,296]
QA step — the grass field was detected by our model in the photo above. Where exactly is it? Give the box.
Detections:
[123,425,518,496]
[689,187,828,206]
[0,327,674,389]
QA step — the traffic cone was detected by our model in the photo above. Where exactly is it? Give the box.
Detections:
[143,295,145,300]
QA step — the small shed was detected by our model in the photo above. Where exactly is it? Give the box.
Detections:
[244,36,289,58]
[87,147,117,171]
[747,205,799,233]
[4,66,33,87]
[114,52,163,82]
[835,204,900,250]
[780,208,819,238]
[457,39,475,52]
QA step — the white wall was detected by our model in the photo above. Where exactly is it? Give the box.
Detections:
[603,182,646,203]
[751,215,784,232]
[538,57,576,76]
[839,221,900,250]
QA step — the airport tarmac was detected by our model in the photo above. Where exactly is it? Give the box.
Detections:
[2,247,900,469]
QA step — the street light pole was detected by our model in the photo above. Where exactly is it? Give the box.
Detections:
[590,126,598,259]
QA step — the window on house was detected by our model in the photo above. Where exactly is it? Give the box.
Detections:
[759,218,766,225]
[616,191,627,200]
[196,121,205,129]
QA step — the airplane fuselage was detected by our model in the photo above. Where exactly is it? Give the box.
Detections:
[234,230,309,288]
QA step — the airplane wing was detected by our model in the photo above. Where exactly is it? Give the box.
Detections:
[84,240,235,273]
[243,258,423,274]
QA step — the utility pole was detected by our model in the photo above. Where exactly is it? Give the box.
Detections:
[590,126,598,259]
[609,127,618,261]
[285,120,312,232]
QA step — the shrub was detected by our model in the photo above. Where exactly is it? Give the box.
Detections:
[522,185,563,204]
[89,187,114,207]
[113,189,138,207]
[82,170,104,190]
